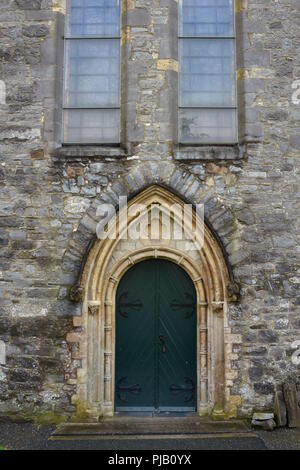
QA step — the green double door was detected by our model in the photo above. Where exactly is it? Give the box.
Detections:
[115,259,197,413]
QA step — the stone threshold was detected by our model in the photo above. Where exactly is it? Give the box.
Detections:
[52,417,252,440]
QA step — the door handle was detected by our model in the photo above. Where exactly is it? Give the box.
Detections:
[159,335,166,353]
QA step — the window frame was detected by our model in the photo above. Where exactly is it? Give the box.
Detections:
[178,0,238,145]
[62,0,122,145]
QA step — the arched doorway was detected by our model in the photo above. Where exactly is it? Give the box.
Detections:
[115,259,197,413]
[74,186,235,419]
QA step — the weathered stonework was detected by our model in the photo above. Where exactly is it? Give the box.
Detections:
[0,0,299,421]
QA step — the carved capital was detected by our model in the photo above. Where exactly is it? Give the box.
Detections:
[88,305,99,316]
[211,302,224,316]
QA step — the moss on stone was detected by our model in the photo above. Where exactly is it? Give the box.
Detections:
[0,411,68,426]
[70,400,94,423]
[32,412,68,426]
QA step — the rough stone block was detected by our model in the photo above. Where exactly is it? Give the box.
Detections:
[127,8,150,26]
[283,381,300,428]
[274,390,287,427]
[252,418,276,431]
[15,0,42,9]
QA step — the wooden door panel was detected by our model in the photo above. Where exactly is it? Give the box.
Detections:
[115,261,156,410]
[115,260,197,412]
[158,261,197,411]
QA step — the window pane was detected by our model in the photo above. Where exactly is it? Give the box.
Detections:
[179,0,234,37]
[64,109,120,143]
[179,108,237,143]
[67,0,121,37]
[64,39,120,108]
[179,39,236,107]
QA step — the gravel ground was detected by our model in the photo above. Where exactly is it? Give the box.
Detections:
[0,422,297,450]
[257,428,300,450]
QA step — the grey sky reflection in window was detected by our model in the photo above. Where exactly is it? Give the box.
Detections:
[179,0,237,144]
[63,0,121,144]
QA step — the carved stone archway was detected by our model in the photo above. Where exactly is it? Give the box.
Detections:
[70,186,237,419]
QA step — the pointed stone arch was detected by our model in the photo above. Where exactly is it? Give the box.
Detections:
[63,162,238,289]
[68,185,241,419]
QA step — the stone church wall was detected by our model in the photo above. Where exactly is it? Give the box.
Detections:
[0,0,299,420]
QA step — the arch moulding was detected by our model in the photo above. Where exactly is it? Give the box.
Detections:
[68,186,241,419]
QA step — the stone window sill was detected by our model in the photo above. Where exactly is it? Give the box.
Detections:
[53,145,127,159]
[174,144,245,161]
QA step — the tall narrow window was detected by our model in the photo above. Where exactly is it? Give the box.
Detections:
[63,0,121,144]
[179,0,237,144]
